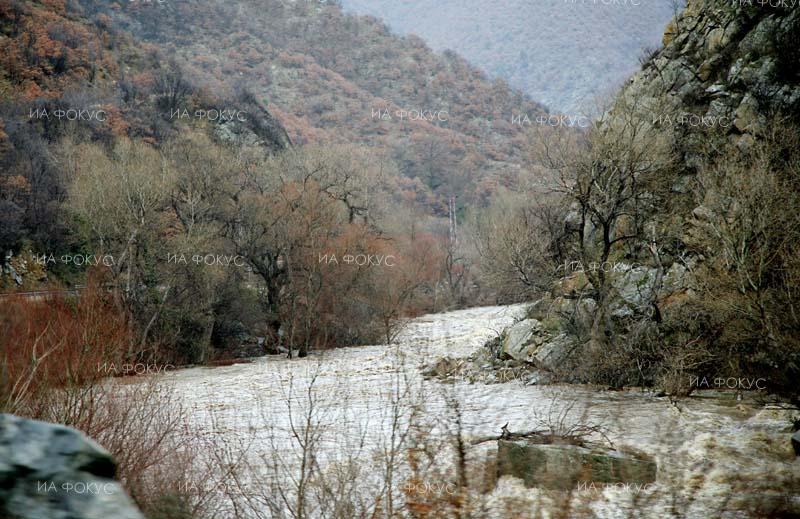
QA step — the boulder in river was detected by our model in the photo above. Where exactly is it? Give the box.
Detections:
[0,413,144,519]
[497,439,657,490]
[500,319,543,361]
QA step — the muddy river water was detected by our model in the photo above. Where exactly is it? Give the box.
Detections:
[160,304,799,518]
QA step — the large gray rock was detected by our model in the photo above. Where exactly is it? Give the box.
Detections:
[497,439,657,490]
[662,262,690,295]
[606,262,694,318]
[0,414,144,519]
[499,320,574,373]
[530,333,573,373]
[792,430,800,457]
[626,0,799,147]
[609,265,659,318]
[501,319,542,361]
[2,251,24,286]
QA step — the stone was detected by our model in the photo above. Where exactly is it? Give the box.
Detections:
[792,430,800,456]
[499,319,575,373]
[707,20,740,54]
[671,175,694,194]
[704,83,728,99]
[0,414,144,519]
[530,333,573,373]
[1,251,23,286]
[422,356,462,379]
[551,296,596,317]
[734,93,760,133]
[662,262,690,295]
[609,265,659,317]
[496,440,657,490]
[550,271,589,299]
[500,319,541,362]
[692,205,714,222]
[524,370,554,386]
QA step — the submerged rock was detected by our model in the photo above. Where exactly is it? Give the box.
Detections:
[496,439,657,490]
[0,414,144,519]
[421,356,465,380]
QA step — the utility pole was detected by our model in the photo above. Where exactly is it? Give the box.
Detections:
[448,196,457,245]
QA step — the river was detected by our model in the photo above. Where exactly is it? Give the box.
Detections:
[160,304,799,518]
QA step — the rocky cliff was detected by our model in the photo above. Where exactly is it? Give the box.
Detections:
[627,0,799,155]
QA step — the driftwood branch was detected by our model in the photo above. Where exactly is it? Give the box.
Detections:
[469,423,548,445]
[469,422,613,449]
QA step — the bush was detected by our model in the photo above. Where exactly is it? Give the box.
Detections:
[0,270,129,415]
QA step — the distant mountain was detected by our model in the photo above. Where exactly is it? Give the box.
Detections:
[340,0,677,114]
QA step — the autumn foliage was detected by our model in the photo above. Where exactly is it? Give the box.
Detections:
[0,0,118,100]
[0,0,507,364]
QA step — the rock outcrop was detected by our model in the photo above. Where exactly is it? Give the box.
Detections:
[0,414,144,519]
[0,251,48,291]
[498,319,575,373]
[496,439,657,491]
[212,92,292,151]
[421,316,574,386]
[629,0,799,149]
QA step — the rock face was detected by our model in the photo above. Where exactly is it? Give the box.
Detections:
[0,414,144,519]
[550,262,693,319]
[608,266,660,318]
[626,0,799,150]
[496,439,657,491]
[213,101,292,150]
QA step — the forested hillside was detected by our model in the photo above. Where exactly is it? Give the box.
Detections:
[79,0,552,214]
[340,0,676,114]
[0,0,553,367]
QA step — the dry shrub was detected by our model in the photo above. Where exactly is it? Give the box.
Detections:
[0,271,212,518]
[681,125,800,400]
[103,380,243,519]
[404,390,473,519]
[0,270,129,415]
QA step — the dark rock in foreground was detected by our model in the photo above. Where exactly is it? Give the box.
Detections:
[497,439,657,490]
[0,413,143,519]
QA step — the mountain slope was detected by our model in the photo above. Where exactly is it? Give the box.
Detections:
[81,0,552,213]
[506,0,800,398]
[626,0,800,143]
[340,0,676,114]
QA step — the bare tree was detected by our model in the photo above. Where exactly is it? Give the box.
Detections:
[155,60,192,115]
[532,94,675,353]
[470,191,567,303]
